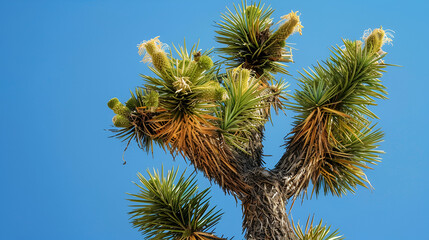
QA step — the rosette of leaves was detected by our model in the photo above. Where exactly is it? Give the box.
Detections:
[216,68,271,152]
[216,1,302,77]
[128,167,224,240]
[279,37,393,198]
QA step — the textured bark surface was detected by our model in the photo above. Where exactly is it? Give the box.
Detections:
[230,118,299,240]
[275,148,307,198]
[240,170,297,240]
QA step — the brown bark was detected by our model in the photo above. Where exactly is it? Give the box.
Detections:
[240,170,297,240]
[230,114,299,239]
[275,148,307,199]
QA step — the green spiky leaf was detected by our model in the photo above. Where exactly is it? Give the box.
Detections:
[128,166,224,240]
[281,39,392,197]
[294,218,344,240]
[215,1,298,76]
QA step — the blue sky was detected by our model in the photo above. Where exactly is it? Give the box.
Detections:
[1,0,428,239]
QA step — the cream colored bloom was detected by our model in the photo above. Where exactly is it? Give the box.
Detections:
[281,48,293,62]
[137,36,169,63]
[279,11,303,35]
[173,77,192,94]
[362,27,394,47]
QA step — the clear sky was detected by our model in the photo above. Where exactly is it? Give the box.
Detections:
[1,0,428,239]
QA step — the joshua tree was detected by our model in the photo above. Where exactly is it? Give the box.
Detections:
[107,2,394,239]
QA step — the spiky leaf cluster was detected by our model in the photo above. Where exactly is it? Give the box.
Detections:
[141,44,219,119]
[216,68,272,152]
[293,218,344,240]
[128,167,224,240]
[109,88,165,153]
[110,43,224,155]
[283,39,391,197]
[106,2,395,238]
[216,2,300,76]
[134,41,252,194]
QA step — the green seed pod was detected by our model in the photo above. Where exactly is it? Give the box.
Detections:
[190,55,213,81]
[364,28,385,54]
[152,51,170,72]
[197,81,226,101]
[107,98,120,110]
[113,105,131,116]
[197,55,213,71]
[108,98,131,116]
[215,86,228,101]
[199,86,217,101]
[112,114,132,128]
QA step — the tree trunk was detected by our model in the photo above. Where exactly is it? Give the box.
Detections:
[240,170,297,240]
